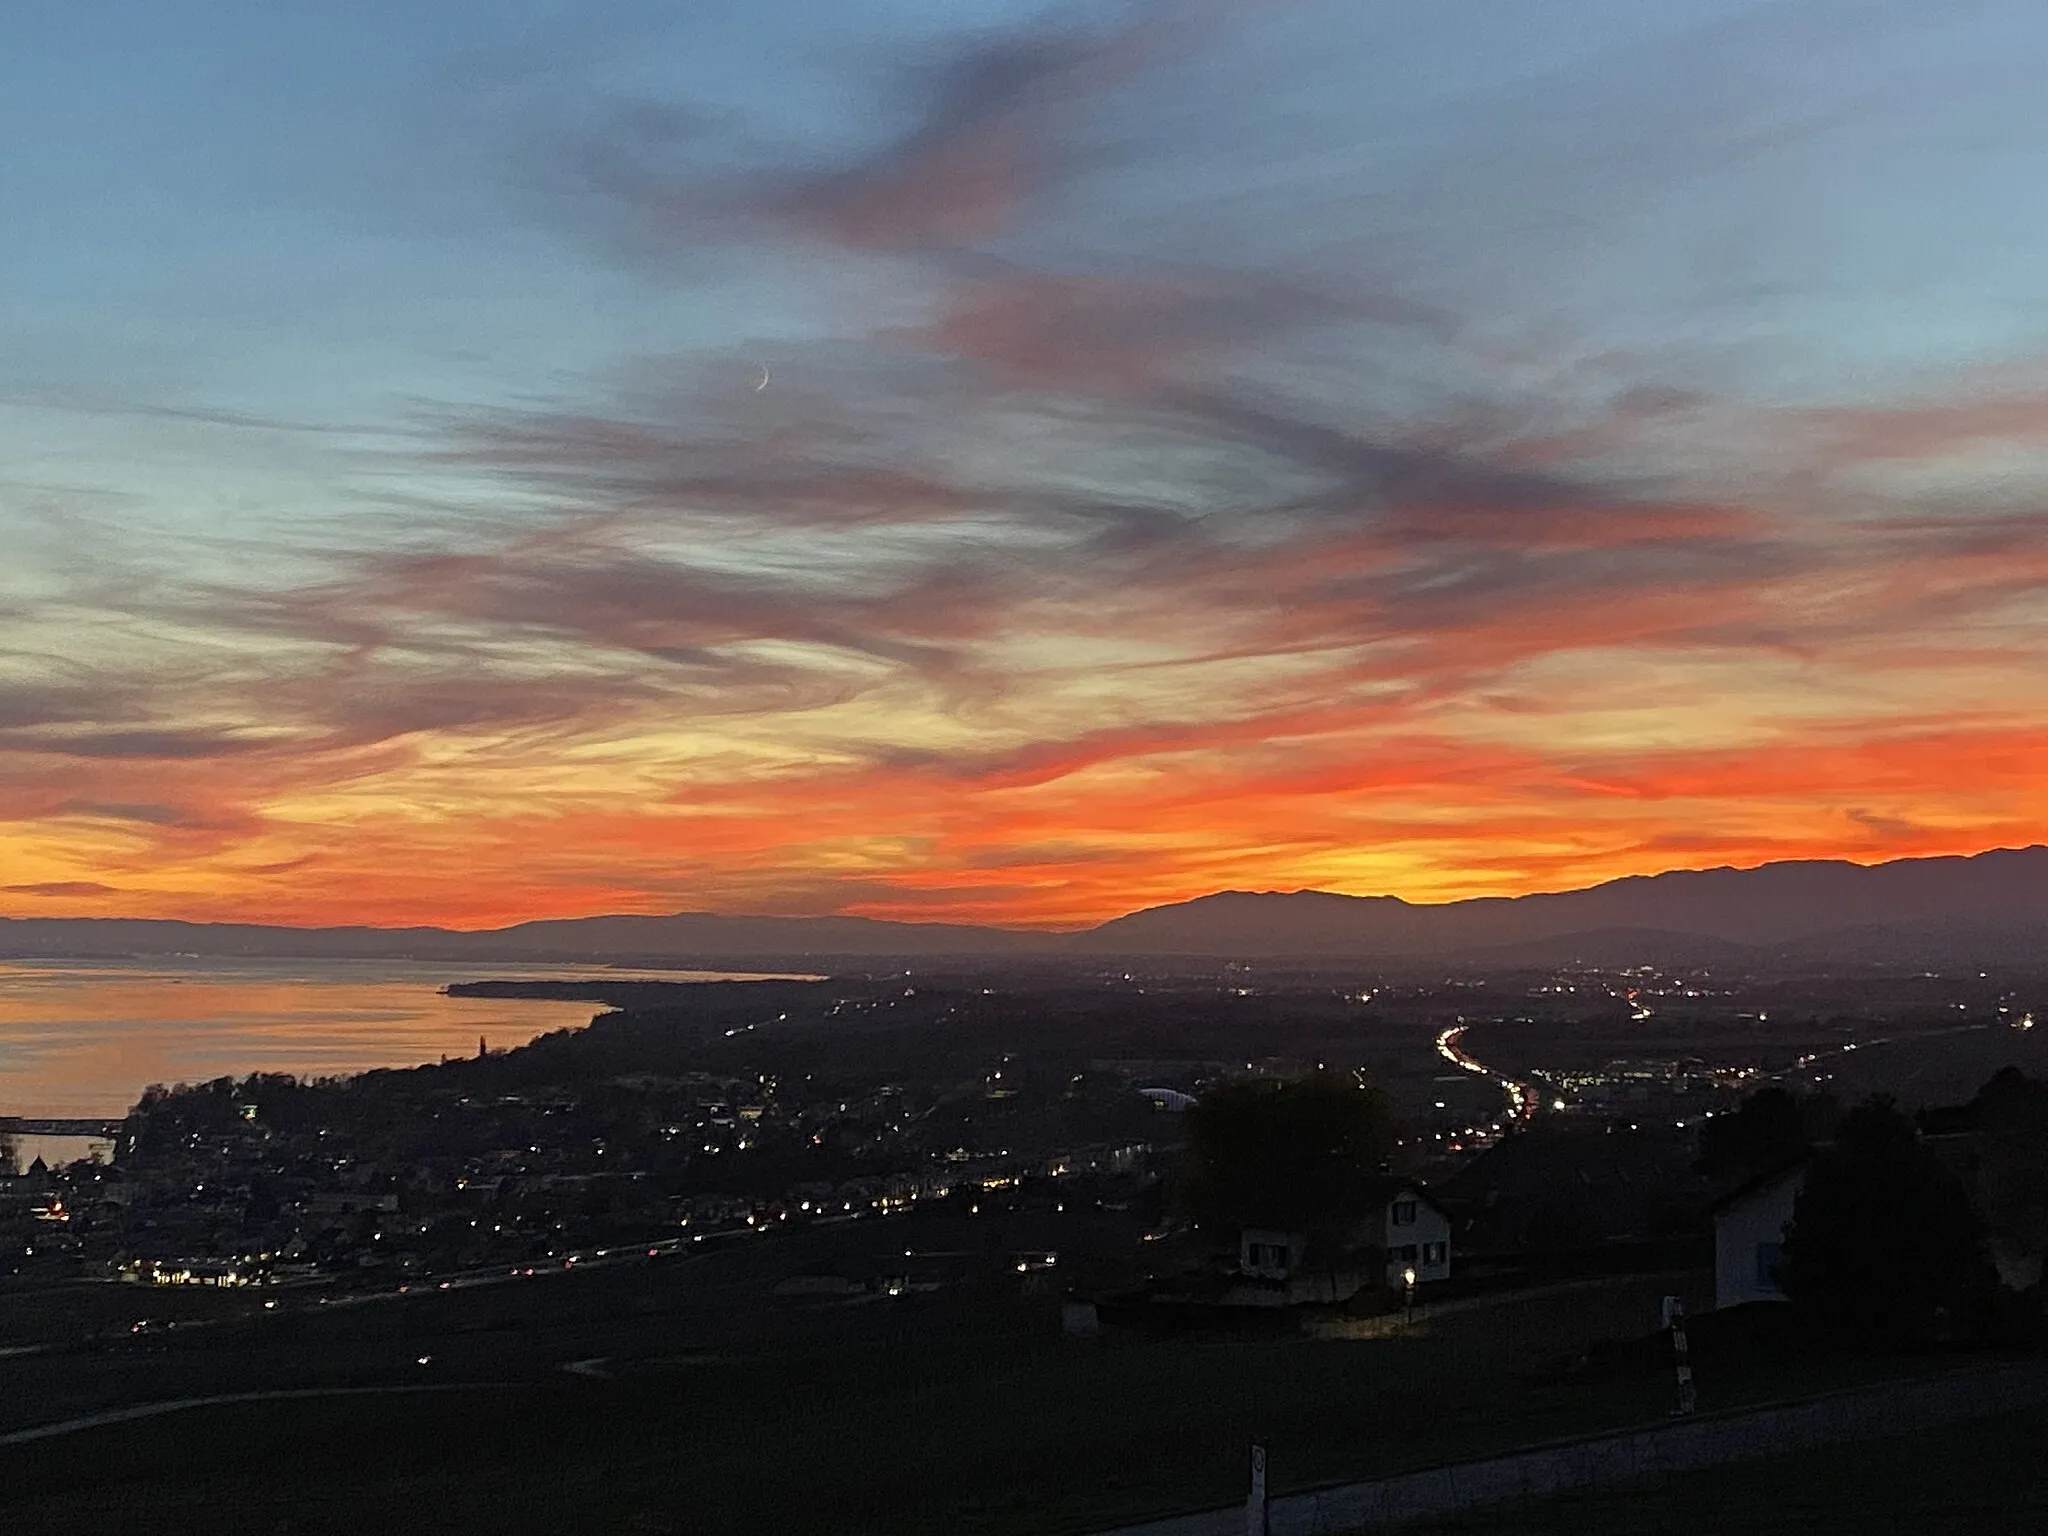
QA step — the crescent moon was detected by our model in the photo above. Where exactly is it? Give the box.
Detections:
[754,365,771,393]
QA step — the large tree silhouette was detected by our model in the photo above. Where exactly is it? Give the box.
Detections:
[1780,1096,1997,1344]
[1181,1075,1395,1258]
[1699,1085,1838,1182]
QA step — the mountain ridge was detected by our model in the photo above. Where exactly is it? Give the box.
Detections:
[3,844,2045,965]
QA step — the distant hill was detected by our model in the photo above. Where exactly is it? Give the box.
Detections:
[0,911,1053,962]
[1078,847,2048,960]
[1435,927,1767,971]
[1773,920,2048,970]
[3,845,2046,968]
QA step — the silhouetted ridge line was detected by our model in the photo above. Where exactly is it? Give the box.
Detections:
[2,845,2044,964]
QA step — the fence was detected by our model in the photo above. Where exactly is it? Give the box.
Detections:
[1086,1359,2048,1536]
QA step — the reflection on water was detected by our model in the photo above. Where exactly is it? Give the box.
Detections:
[0,957,797,1119]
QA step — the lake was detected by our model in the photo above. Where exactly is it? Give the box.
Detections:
[0,957,806,1141]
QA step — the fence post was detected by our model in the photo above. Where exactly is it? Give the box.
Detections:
[1247,1439,1269,1536]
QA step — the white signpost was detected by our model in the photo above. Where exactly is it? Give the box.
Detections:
[1246,1440,1269,1536]
[1663,1295,1696,1416]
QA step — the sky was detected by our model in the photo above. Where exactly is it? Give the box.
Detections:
[5,0,2048,931]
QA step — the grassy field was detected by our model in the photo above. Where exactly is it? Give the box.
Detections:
[1403,1403,2048,1535]
[0,1236,2004,1536]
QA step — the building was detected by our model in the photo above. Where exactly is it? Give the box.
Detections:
[1711,1156,1808,1309]
[1373,1181,1452,1288]
[1437,1120,1704,1257]
[1230,1180,1451,1306]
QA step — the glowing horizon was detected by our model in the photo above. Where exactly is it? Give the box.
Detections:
[5,842,2043,938]
[8,2,2048,931]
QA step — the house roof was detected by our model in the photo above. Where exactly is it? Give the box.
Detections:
[1706,1149,1814,1217]
[1434,1122,1704,1252]
[1362,1175,1451,1220]
[1233,1180,1448,1235]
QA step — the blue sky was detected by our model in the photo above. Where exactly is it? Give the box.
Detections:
[6,0,2048,926]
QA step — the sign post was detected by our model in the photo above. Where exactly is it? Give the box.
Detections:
[1662,1295,1696,1416]
[1246,1439,1269,1536]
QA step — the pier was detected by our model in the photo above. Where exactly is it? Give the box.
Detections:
[0,1118,127,1139]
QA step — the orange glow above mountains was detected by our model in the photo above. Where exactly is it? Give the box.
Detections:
[9,4,2048,931]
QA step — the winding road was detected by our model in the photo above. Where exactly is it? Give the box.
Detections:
[1435,1023,1539,1126]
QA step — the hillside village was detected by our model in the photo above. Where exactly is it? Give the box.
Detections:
[7,973,2045,1357]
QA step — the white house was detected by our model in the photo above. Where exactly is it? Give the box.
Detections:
[1230,1180,1451,1306]
[1238,1226,1307,1283]
[1374,1182,1452,1288]
[1711,1158,1807,1309]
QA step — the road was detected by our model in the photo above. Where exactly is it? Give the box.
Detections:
[1435,1023,1539,1125]
[255,1229,728,1317]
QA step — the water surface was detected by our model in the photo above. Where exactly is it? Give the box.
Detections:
[0,957,796,1119]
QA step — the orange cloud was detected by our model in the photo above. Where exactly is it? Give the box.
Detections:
[15,29,2048,938]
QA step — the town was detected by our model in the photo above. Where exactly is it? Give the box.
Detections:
[7,961,2044,1310]
[5,961,2048,1534]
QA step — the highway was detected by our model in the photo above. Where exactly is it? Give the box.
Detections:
[1434,1023,1539,1126]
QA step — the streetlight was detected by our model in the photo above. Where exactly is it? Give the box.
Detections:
[1402,1265,1416,1330]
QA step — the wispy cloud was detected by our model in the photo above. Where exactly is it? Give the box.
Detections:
[8,1,2048,924]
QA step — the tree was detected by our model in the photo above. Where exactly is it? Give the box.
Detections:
[0,1131,14,1178]
[1780,1096,1997,1344]
[1699,1086,1838,1182]
[1181,1075,1395,1259]
[1967,1068,2048,1292]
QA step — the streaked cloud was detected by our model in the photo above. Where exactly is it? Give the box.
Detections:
[5,0,2048,925]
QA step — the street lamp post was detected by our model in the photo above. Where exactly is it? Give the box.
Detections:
[1402,1265,1416,1330]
